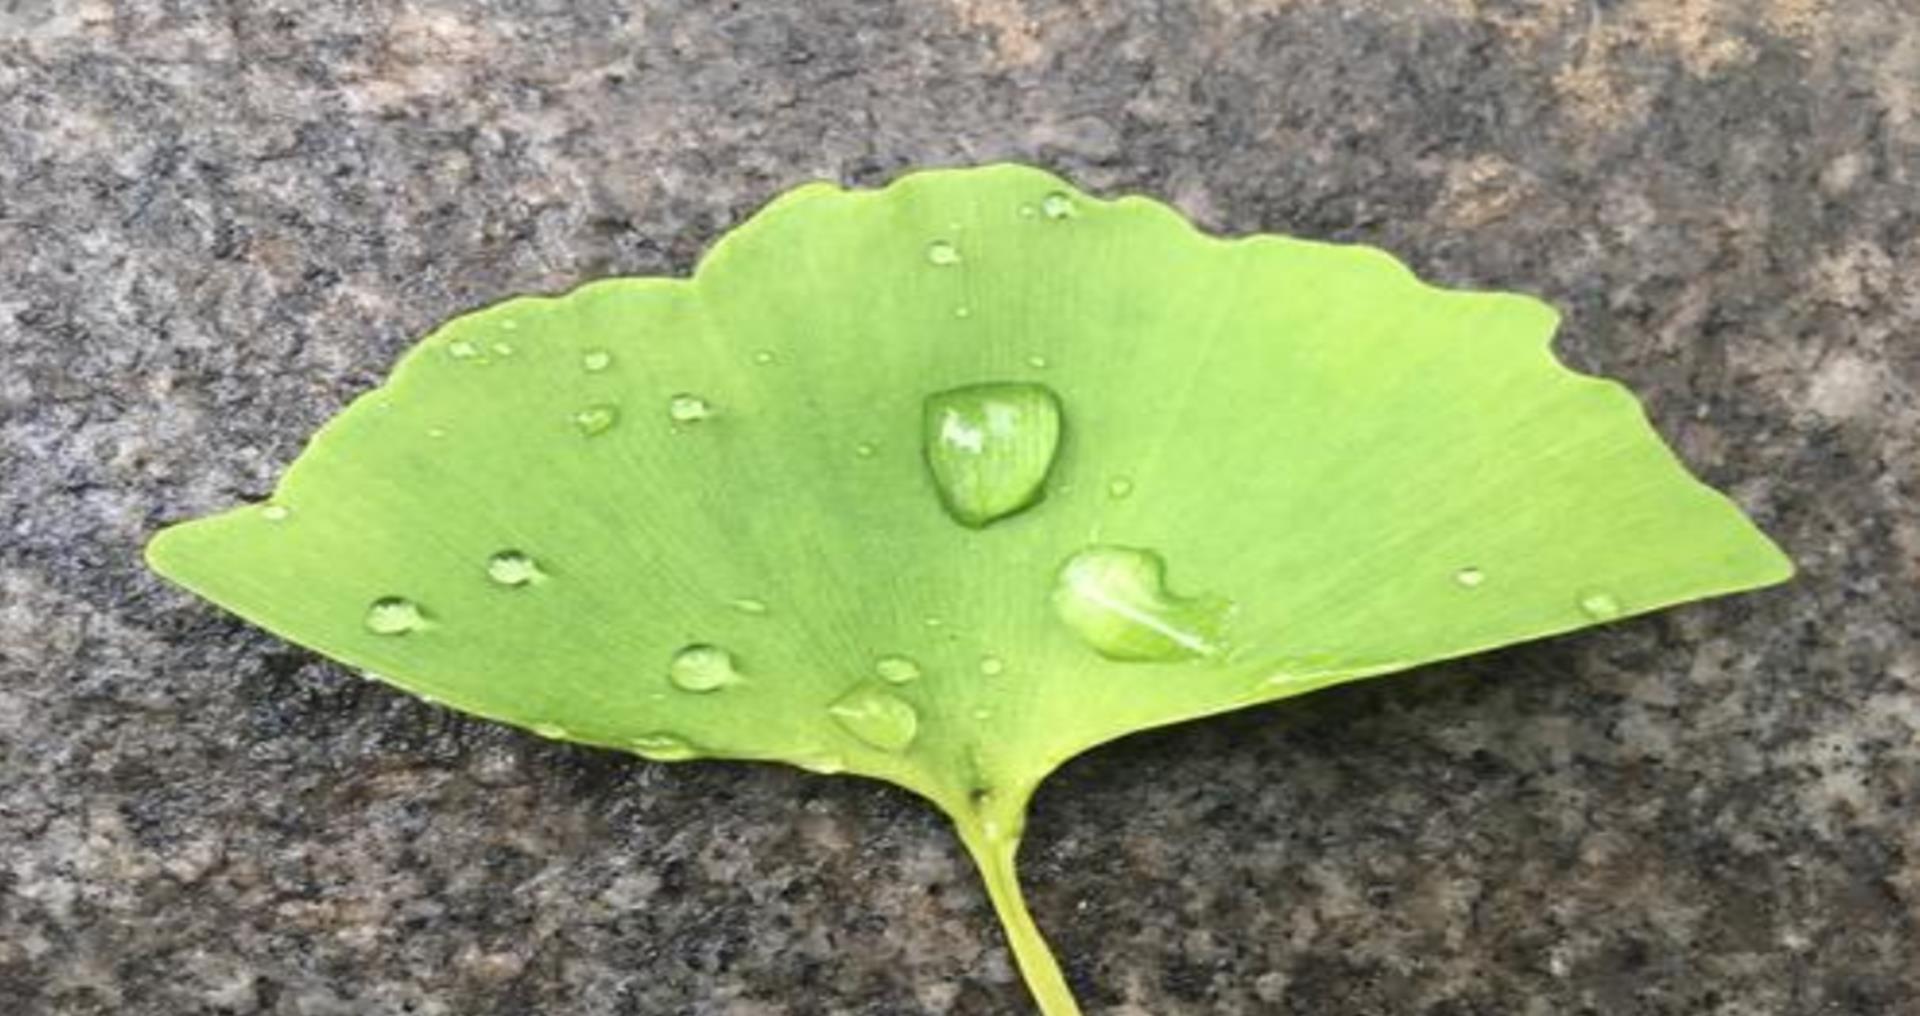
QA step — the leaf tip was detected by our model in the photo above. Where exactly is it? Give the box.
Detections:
[142,519,193,583]
[1752,531,1798,587]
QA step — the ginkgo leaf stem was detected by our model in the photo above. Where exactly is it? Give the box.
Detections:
[952,796,1083,1016]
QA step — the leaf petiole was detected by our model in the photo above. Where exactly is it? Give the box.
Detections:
[949,787,1084,1016]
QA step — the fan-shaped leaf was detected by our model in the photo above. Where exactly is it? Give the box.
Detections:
[147,164,1791,1014]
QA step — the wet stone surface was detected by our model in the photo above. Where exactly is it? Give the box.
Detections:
[3,1,1918,1013]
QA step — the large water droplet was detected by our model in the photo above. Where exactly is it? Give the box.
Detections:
[828,685,920,753]
[925,240,962,266]
[1051,546,1232,662]
[364,597,426,635]
[1041,192,1077,220]
[629,733,698,761]
[1578,590,1622,620]
[874,655,922,685]
[447,340,481,360]
[668,393,712,424]
[582,349,613,372]
[1454,566,1485,588]
[487,550,542,587]
[573,404,618,436]
[669,644,742,693]
[923,382,1063,528]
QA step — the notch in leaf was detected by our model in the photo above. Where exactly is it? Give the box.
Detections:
[146,164,1792,1015]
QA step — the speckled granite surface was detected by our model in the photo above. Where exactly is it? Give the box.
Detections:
[3,1,1917,1013]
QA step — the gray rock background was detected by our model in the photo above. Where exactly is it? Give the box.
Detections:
[3,0,1917,1012]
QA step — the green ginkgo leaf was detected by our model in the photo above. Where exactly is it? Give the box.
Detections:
[146,164,1791,1014]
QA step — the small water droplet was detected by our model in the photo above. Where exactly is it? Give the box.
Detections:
[1041,192,1077,220]
[855,442,877,458]
[1454,567,1486,588]
[499,319,520,332]
[1274,651,1343,681]
[971,707,993,721]
[923,382,1064,528]
[668,393,712,424]
[828,685,920,753]
[582,349,612,372]
[978,655,1005,677]
[1018,203,1038,219]
[752,349,776,365]
[1107,477,1134,499]
[573,404,618,436]
[532,722,568,740]
[447,340,480,360]
[491,342,515,356]
[260,504,290,521]
[925,240,962,266]
[1578,590,1622,620]
[1027,354,1049,369]
[1052,546,1233,662]
[427,426,448,439]
[924,616,944,628]
[669,644,742,693]
[874,655,923,685]
[364,596,426,635]
[954,306,972,319]
[795,751,846,775]
[729,597,769,615]
[487,550,542,587]
[629,733,698,761]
